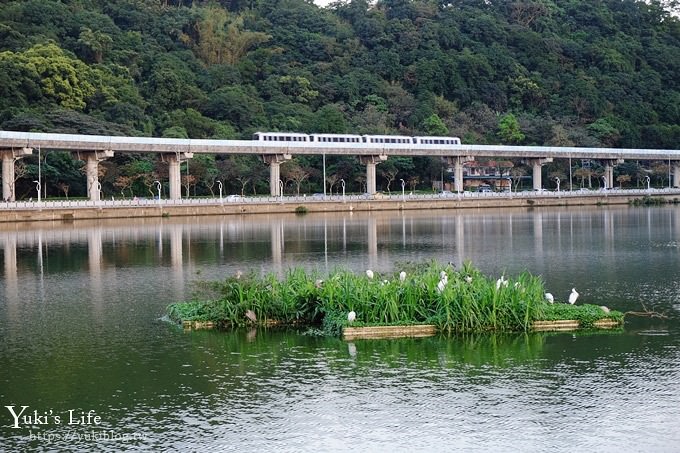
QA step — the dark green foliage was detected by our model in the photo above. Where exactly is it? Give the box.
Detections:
[630,196,669,206]
[540,304,624,328]
[0,0,678,198]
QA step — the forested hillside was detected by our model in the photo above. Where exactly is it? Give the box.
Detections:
[1,0,678,197]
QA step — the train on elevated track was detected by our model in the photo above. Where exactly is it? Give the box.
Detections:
[253,132,461,145]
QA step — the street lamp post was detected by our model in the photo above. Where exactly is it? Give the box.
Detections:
[279,179,284,201]
[400,178,405,201]
[601,175,607,190]
[33,180,41,204]
[554,177,560,192]
[323,153,326,197]
[37,147,41,200]
[340,179,346,202]
[154,180,162,200]
[217,180,223,202]
[645,176,651,191]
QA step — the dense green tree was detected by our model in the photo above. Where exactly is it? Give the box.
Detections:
[0,0,677,197]
[498,113,526,144]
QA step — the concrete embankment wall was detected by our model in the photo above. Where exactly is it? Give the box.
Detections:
[0,194,677,223]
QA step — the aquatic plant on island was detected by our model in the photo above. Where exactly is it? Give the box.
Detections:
[167,261,623,336]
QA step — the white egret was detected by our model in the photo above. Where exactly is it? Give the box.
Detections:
[399,271,406,282]
[440,271,447,280]
[496,276,508,290]
[437,280,446,293]
[366,269,374,279]
[348,311,356,322]
[464,276,473,284]
[245,309,257,323]
[569,288,579,305]
[600,306,610,314]
[545,293,554,304]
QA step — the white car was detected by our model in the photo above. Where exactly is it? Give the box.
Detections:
[225,194,244,202]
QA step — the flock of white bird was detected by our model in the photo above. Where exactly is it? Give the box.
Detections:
[345,270,582,322]
[544,288,579,305]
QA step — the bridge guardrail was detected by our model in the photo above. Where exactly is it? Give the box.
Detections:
[1,188,679,210]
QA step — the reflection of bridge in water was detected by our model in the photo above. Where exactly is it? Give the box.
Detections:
[3,209,680,313]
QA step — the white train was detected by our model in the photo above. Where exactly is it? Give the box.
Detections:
[252,132,461,145]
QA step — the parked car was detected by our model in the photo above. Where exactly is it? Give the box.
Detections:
[225,194,244,202]
[478,185,493,193]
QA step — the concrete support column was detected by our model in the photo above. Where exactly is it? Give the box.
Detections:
[673,162,680,188]
[76,150,114,201]
[1,148,32,201]
[443,156,474,192]
[164,152,194,200]
[600,159,623,189]
[359,154,388,195]
[524,158,553,190]
[261,154,292,196]
[604,164,614,189]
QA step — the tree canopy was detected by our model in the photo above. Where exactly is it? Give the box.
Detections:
[1,0,678,197]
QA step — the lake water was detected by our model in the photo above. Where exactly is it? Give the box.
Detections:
[1,206,679,452]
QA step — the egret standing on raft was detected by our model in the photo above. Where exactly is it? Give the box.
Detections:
[569,288,579,305]
[545,293,554,304]
[348,311,356,323]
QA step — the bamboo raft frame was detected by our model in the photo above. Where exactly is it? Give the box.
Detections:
[342,325,438,340]
[341,319,623,339]
[181,318,622,336]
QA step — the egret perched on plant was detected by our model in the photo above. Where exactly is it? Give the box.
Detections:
[440,271,447,280]
[569,288,579,305]
[437,280,446,293]
[399,271,407,282]
[545,293,554,304]
[366,269,374,279]
[496,276,508,290]
[348,311,356,322]
[245,309,257,323]
[464,276,473,284]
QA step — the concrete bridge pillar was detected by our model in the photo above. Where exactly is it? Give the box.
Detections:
[523,158,553,190]
[1,148,32,201]
[673,162,680,188]
[601,159,623,189]
[261,154,292,196]
[443,156,474,192]
[164,152,194,200]
[359,154,388,195]
[75,150,114,201]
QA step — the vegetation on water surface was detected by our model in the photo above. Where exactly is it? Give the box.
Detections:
[629,196,680,206]
[539,303,624,329]
[167,261,623,335]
